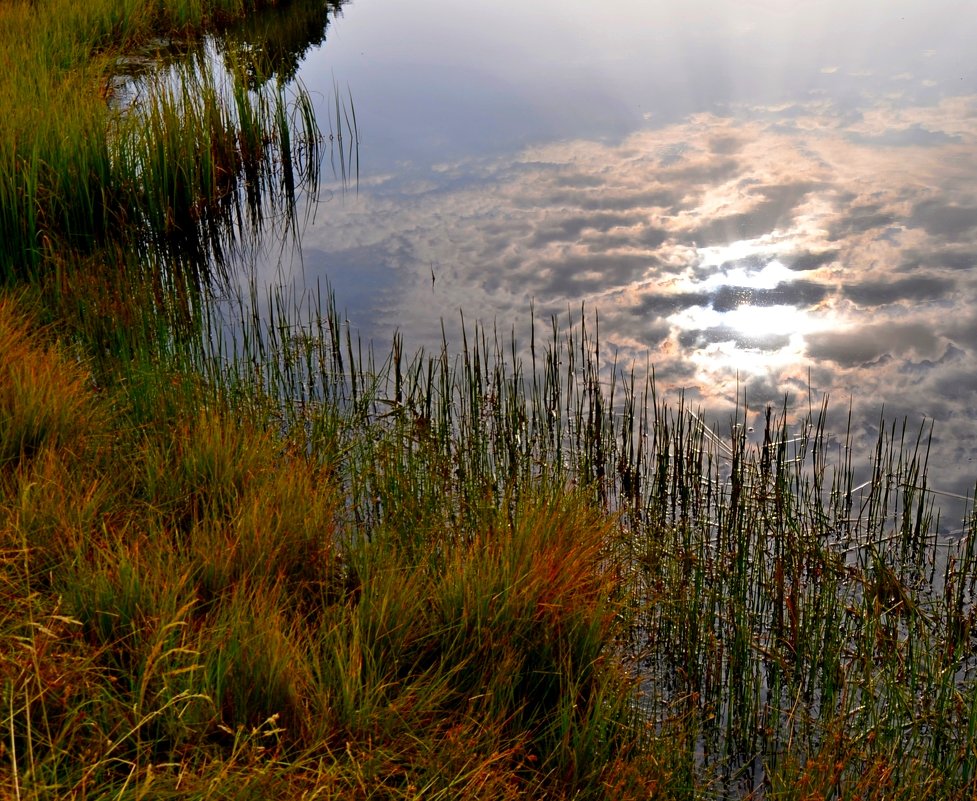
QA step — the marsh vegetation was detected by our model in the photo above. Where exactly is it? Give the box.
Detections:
[2,0,977,798]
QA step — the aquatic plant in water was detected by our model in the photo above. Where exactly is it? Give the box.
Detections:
[199,282,977,796]
[0,0,345,285]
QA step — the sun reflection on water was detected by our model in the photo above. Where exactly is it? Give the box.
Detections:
[667,239,834,377]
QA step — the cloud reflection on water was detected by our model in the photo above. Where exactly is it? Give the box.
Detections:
[286,90,977,505]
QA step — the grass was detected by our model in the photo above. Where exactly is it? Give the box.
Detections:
[185,282,977,798]
[3,0,977,797]
[6,269,977,798]
[0,295,659,799]
[0,0,338,283]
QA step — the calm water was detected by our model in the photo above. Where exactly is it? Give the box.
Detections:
[238,0,977,514]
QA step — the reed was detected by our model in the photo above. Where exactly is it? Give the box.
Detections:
[185,280,977,798]
[0,294,660,799]
[4,0,977,797]
[0,0,336,283]
[8,268,977,797]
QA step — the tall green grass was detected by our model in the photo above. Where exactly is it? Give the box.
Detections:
[0,0,339,282]
[0,295,659,799]
[187,282,977,798]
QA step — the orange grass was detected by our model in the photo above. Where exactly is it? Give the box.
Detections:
[0,295,661,799]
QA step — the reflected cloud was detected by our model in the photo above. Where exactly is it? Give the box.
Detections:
[283,89,977,498]
[807,322,945,367]
[910,200,977,240]
[841,275,956,306]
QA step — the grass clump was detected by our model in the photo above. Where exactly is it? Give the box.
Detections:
[0,295,100,468]
[0,296,657,799]
[0,0,333,282]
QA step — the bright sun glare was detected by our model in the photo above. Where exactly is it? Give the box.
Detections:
[666,239,833,376]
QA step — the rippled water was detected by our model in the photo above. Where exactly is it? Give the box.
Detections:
[238,0,977,512]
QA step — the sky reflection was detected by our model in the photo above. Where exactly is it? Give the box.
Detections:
[246,0,977,508]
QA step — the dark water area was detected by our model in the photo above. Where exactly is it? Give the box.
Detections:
[228,0,977,522]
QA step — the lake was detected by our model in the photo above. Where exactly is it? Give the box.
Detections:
[233,0,977,522]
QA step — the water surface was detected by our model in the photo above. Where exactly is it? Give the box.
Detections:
[244,0,977,511]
